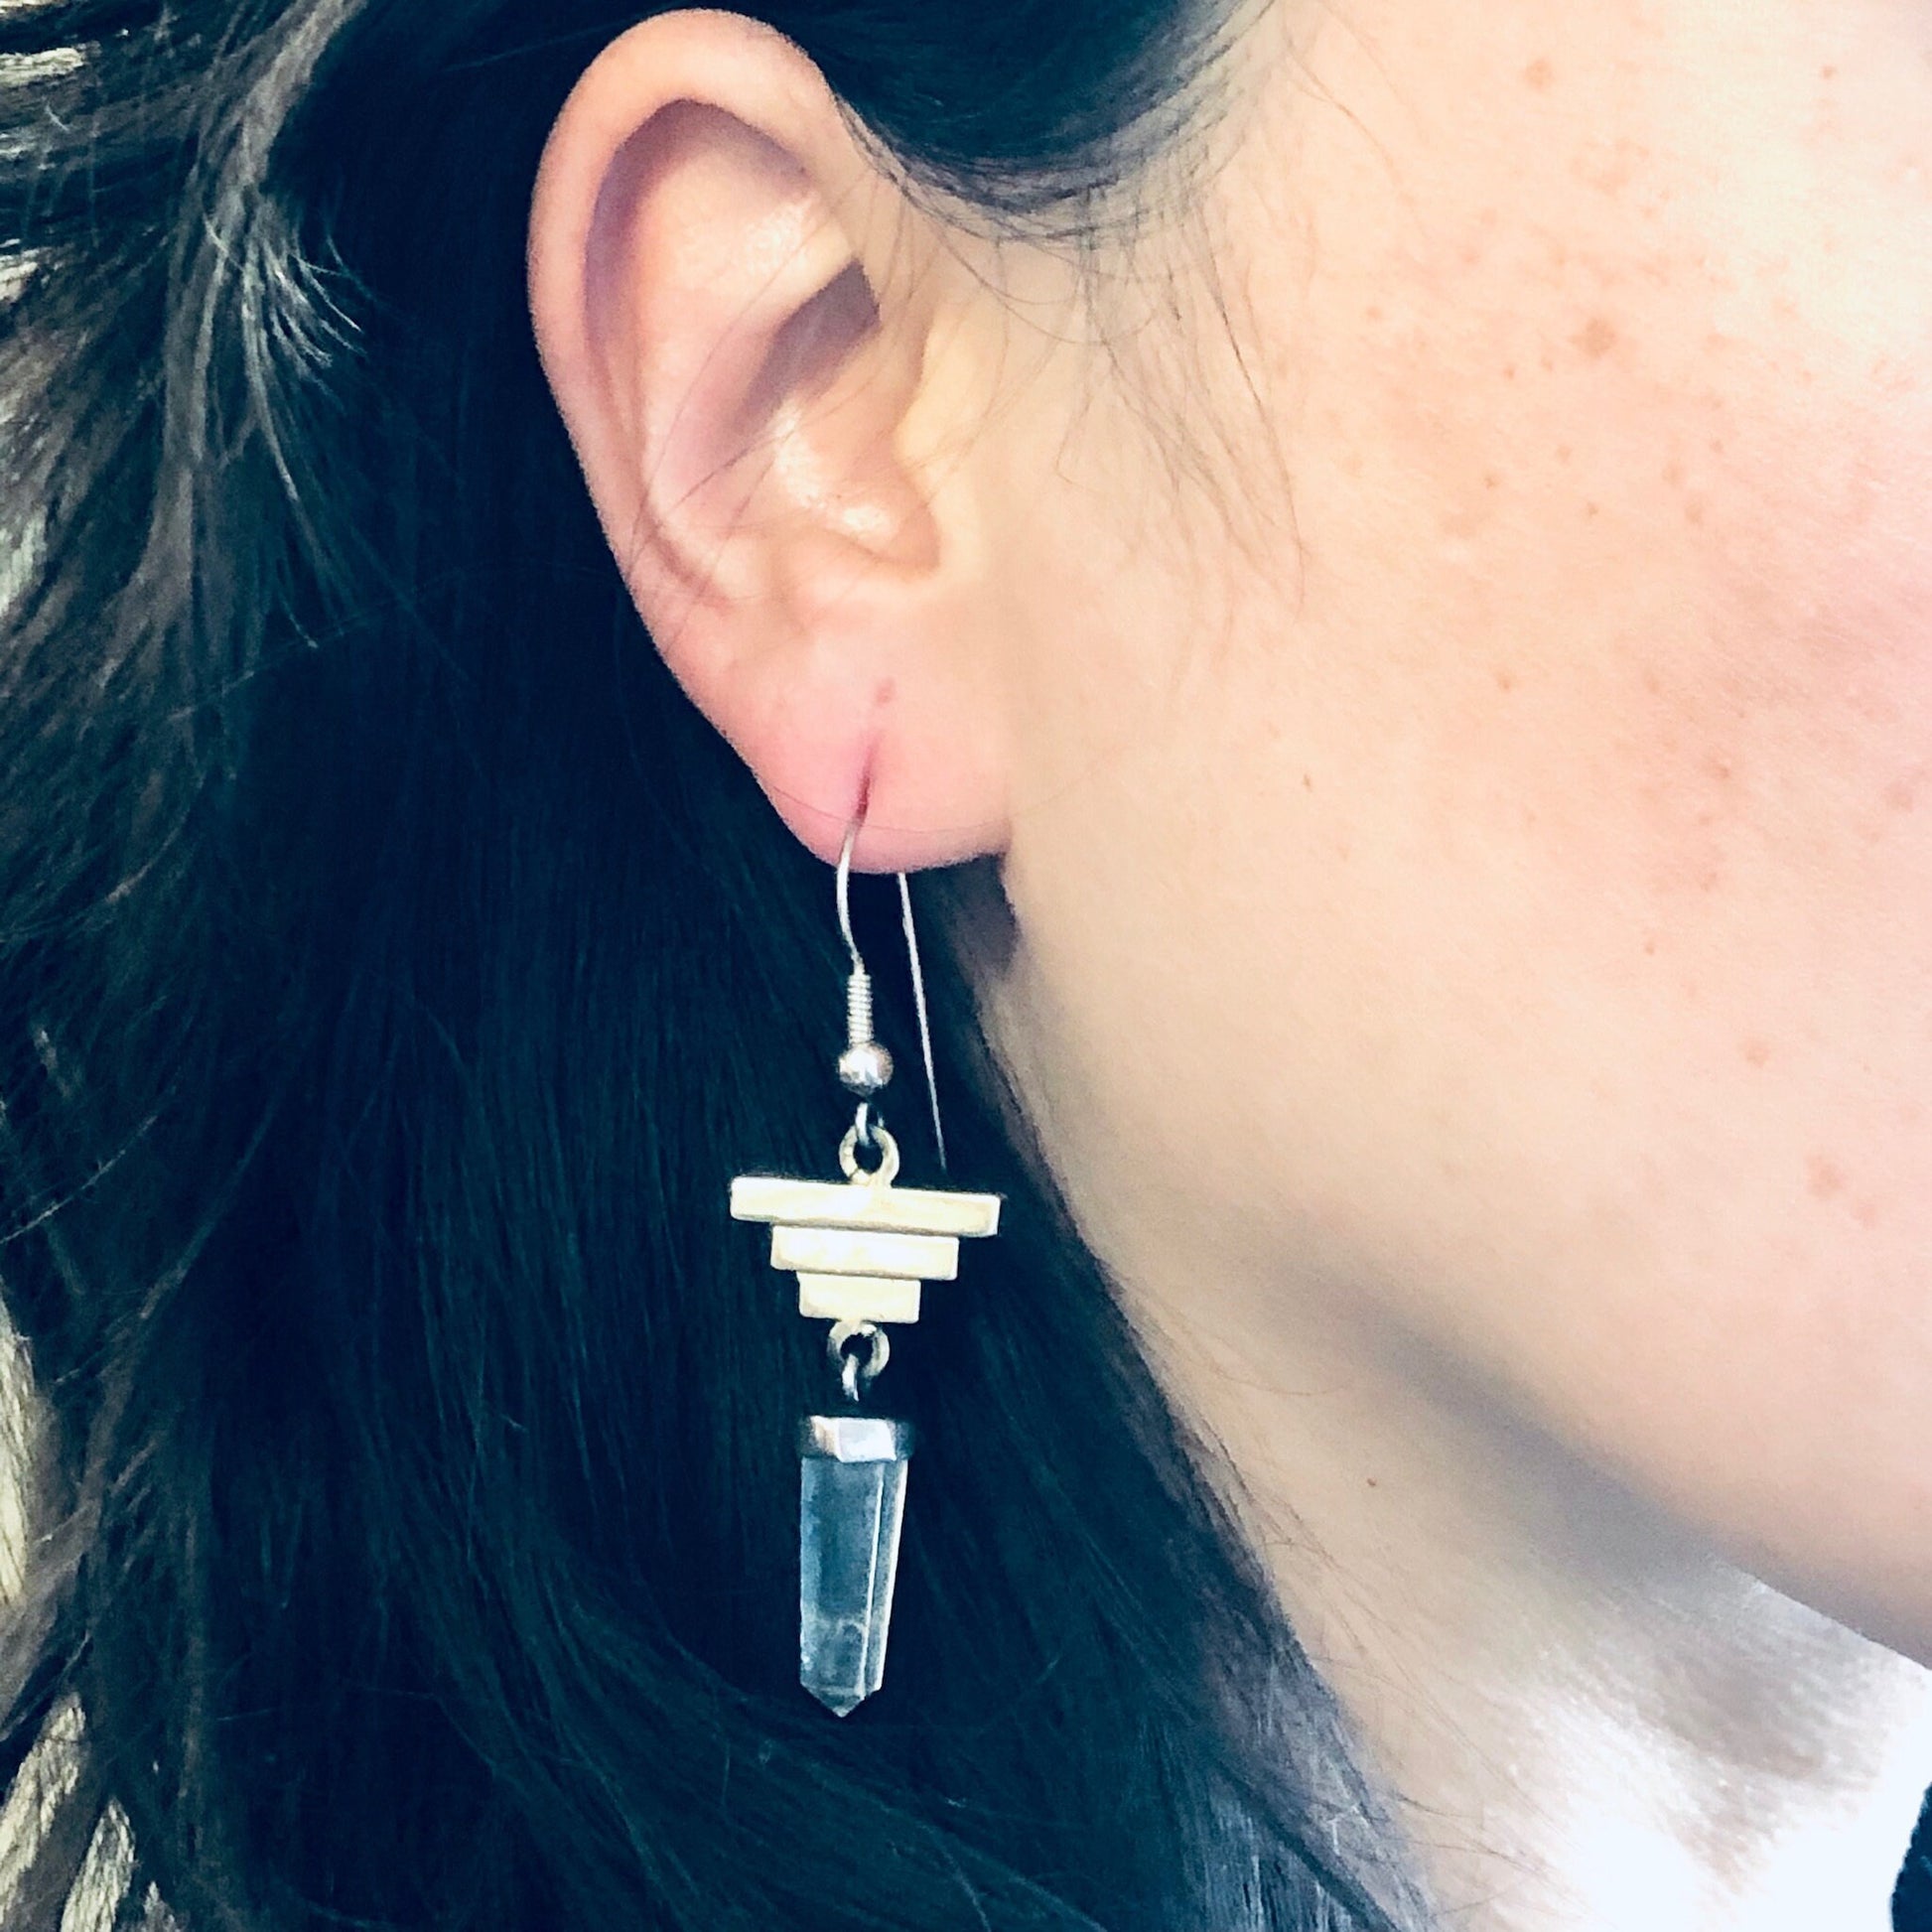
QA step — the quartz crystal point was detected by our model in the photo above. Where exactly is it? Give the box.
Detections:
[799,1415,912,1716]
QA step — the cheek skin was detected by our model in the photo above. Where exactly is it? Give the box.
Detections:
[1309,6,1932,1643]
[1005,0,1932,1655]
[1380,428,1932,1638]
[1321,51,1932,1643]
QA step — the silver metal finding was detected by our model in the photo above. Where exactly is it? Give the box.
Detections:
[897,872,946,1173]
[836,824,896,1102]
[827,1318,891,1403]
[838,1121,902,1184]
[838,1041,894,1099]
[834,818,947,1168]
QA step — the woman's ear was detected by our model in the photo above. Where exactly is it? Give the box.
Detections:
[527,11,1013,870]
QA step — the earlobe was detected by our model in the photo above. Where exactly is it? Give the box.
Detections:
[526,13,1010,872]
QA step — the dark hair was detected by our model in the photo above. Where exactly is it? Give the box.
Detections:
[0,2,1411,1926]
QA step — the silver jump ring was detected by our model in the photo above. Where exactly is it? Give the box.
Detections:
[828,1319,890,1402]
[839,1122,900,1184]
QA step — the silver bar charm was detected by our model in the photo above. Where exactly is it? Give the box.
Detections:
[798,1415,912,1716]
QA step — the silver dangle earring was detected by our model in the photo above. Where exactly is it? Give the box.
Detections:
[730,823,1002,1716]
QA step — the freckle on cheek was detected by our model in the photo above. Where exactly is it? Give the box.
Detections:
[1807,1155,1845,1201]
[1740,1037,1770,1068]
[1576,316,1618,360]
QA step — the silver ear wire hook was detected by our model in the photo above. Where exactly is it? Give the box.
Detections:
[835,819,946,1172]
[897,871,946,1173]
[835,821,864,977]
[834,823,892,1157]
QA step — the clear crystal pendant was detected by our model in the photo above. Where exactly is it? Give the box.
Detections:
[798,1415,912,1716]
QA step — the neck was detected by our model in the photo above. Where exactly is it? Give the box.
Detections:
[1166,1313,1932,1932]
[981,961,1932,1931]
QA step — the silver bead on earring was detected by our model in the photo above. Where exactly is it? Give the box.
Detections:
[836,881,895,1097]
